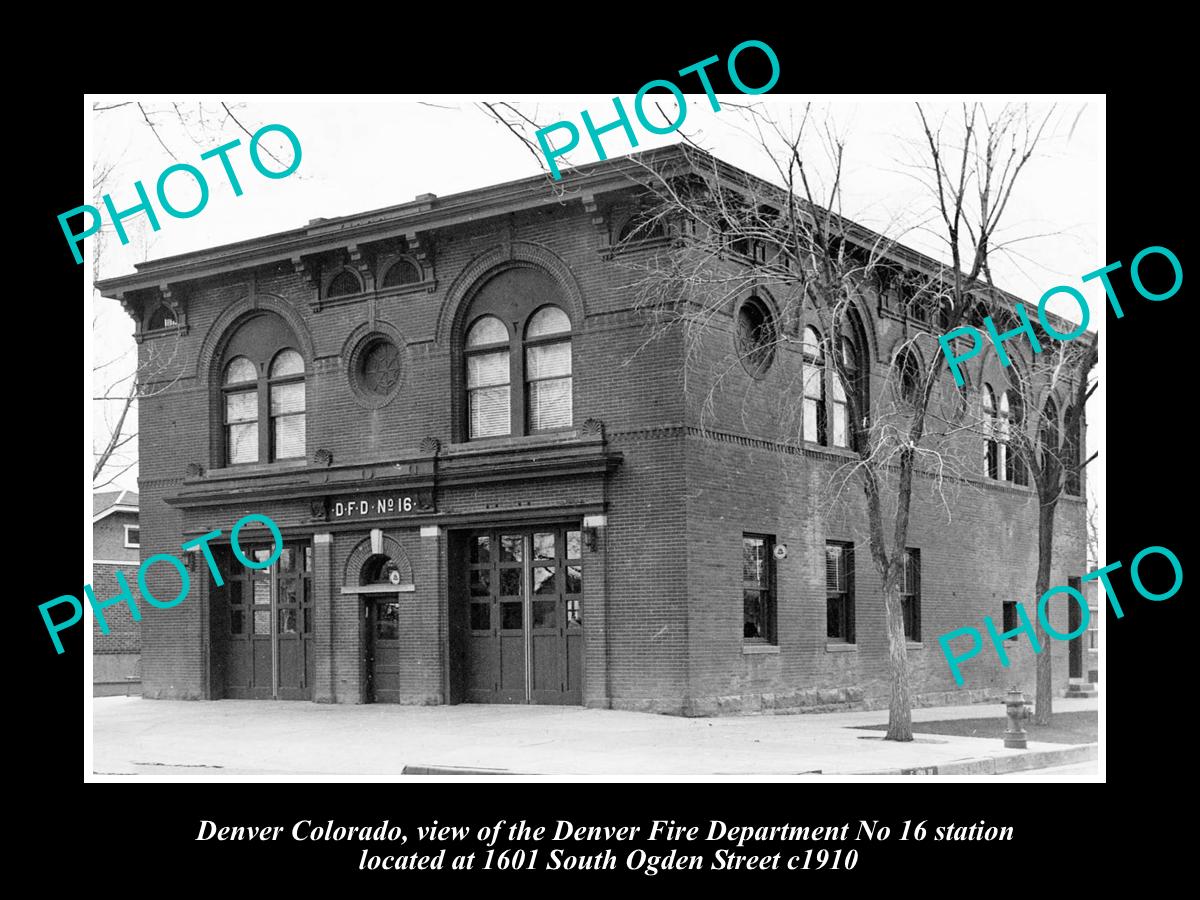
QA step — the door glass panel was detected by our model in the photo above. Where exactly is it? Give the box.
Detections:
[279,581,299,605]
[501,601,522,629]
[500,535,523,563]
[470,603,490,631]
[500,568,522,596]
[565,565,582,594]
[471,536,491,564]
[303,608,312,634]
[253,548,272,563]
[253,580,271,604]
[278,608,298,634]
[533,567,556,595]
[304,545,313,572]
[254,610,271,634]
[533,532,555,560]
[231,609,245,635]
[567,598,582,626]
[469,569,491,596]
[278,547,296,572]
[229,581,243,605]
[533,600,556,628]
[566,530,582,560]
[377,602,399,640]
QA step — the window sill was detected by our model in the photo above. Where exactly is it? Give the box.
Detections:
[201,458,310,480]
[826,643,857,652]
[448,430,583,453]
[742,643,780,655]
[907,642,924,650]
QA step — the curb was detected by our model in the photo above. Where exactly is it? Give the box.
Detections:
[402,764,526,775]
[845,742,1098,776]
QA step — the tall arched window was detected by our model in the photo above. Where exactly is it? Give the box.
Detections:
[831,338,858,448]
[895,347,921,405]
[801,326,826,445]
[1003,390,1027,486]
[466,315,511,439]
[997,391,1011,480]
[525,306,573,431]
[1064,413,1082,496]
[217,313,307,466]
[223,357,259,465]
[983,385,1000,479]
[1041,395,1061,477]
[459,267,575,441]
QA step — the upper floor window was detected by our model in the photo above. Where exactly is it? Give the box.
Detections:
[217,313,307,466]
[382,258,421,288]
[124,525,140,549]
[831,338,858,449]
[895,346,921,405]
[460,267,574,441]
[1064,414,1082,496]
[983,384,1000,479]
[147,303,178,330]
[1003,389,1028,486]
[1040,394,1062,482]
[802,324,866,449]
[802,326,826,445]
[737,296,776,377]
[327,269,362,298]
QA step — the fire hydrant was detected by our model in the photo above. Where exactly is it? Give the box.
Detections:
[1003,688,1032,749]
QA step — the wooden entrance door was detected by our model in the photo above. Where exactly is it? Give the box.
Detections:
[366,598,402,702]
[222,542,312,700]
[463,526,583,704]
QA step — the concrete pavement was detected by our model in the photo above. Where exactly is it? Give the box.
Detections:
[91,695,1098,778]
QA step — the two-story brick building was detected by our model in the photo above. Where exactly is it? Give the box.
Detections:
[92,489,141,695]
[96,146,1090,714]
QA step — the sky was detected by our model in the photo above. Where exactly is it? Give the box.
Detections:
[88,96,1103,538]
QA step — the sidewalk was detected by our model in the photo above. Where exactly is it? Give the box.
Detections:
[91,696,1098,778]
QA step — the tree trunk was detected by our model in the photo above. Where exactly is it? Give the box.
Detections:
[882,565,913,741]
[1033,496,1058,725]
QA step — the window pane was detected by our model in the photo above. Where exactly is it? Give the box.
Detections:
[526,341,572,379]
[225,390,257,424]
[467,349,509,388]
[467,315,508,347]
[533,599,557,628]
[270,349,304,378]
[229,581,243,605]
[228,423,257,463]
[565,565,582,594]
[273,413,305,459]
[254,580,270,604]
[744,590,763,639]
[566,531,582,559]
[832,401,847,447]
[802,398,818,443]
[270,381,305,415]
[470,602,490,631]
[802,364,823,400]
[526,306,571,338]
[533,532,555,560]
[469,385,511,438]
[742,537,764,583]
[501,601,522,629]
[278,548,296,572]
[567,598,582,626]
[383,259,420,287]
[230,609,244,635]
[533,567,556,595]
[224,356,256,385]
[278,608,298,634]
[827,598,843,639]
[528,377,572,430]
[254,609,271,635]
[801,326,822,361]
[500,569,522,596]
[469,569,491,597]
[500,535,523,562]
[825,545,844,592]
[471,536,491,564]
[376,602,399,640]
[303,608,312,634]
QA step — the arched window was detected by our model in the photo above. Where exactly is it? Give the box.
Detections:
[465,315,511,439]
[223,356,259,465]
[217,313,306,466]
[459,268,575,441]
[997,391,1011,480]
[148,303,178,330]
[382,258,420,288]
[269,349,306,460]
[327,269,361,298]
[801,326,826,445]
[524,306,573,431]
[737,296,776,376]
[1003,390,1028,486]
[831,338,858,448]
[895,347,921,405]
[983,385,999,479]
[1064,413,1082,496]
[1041,395,1061,477]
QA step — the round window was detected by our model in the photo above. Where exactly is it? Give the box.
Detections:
[736,296,776,376]
[359,338,402,396]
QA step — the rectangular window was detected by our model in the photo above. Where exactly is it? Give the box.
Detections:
[826,541,855,642]
[742,534,776,643]
[467,350,511,438]
[526,340,573,431]
[270,381,306,460]
[1002,600,1018,638]
[1088,608,1098,650]
[225,389,258,464]
[123,525,140,549]
[803,363,826,445]
[901,548,921,642]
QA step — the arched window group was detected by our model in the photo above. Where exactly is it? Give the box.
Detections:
[218,313,307,466]
[462,270,574,440]
[801,324,864,450]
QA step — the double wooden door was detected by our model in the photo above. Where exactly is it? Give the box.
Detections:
[464,526,584,704]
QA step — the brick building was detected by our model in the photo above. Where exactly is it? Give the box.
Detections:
[96,147,1090,714]
[92,489,141,695]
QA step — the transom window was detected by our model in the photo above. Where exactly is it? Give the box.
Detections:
[460,268,575,441]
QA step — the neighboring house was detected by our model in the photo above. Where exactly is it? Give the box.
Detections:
[96,147,1089,714]
[93,489,140,695]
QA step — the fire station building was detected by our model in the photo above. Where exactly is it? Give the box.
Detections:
[97,147,1090,715]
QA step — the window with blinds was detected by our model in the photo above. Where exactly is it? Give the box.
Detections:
[466,315,512,438]
[901,548,921,641]
[223,356,259,465]
[269,350,306,460]
[826,541,854,642]
[525,306,572,432]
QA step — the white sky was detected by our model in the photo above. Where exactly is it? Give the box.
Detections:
[90,97,1102,517]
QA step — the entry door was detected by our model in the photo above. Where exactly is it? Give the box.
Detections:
[223,542,313,700]
[465,527,583,704]
[366,598,402,703]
